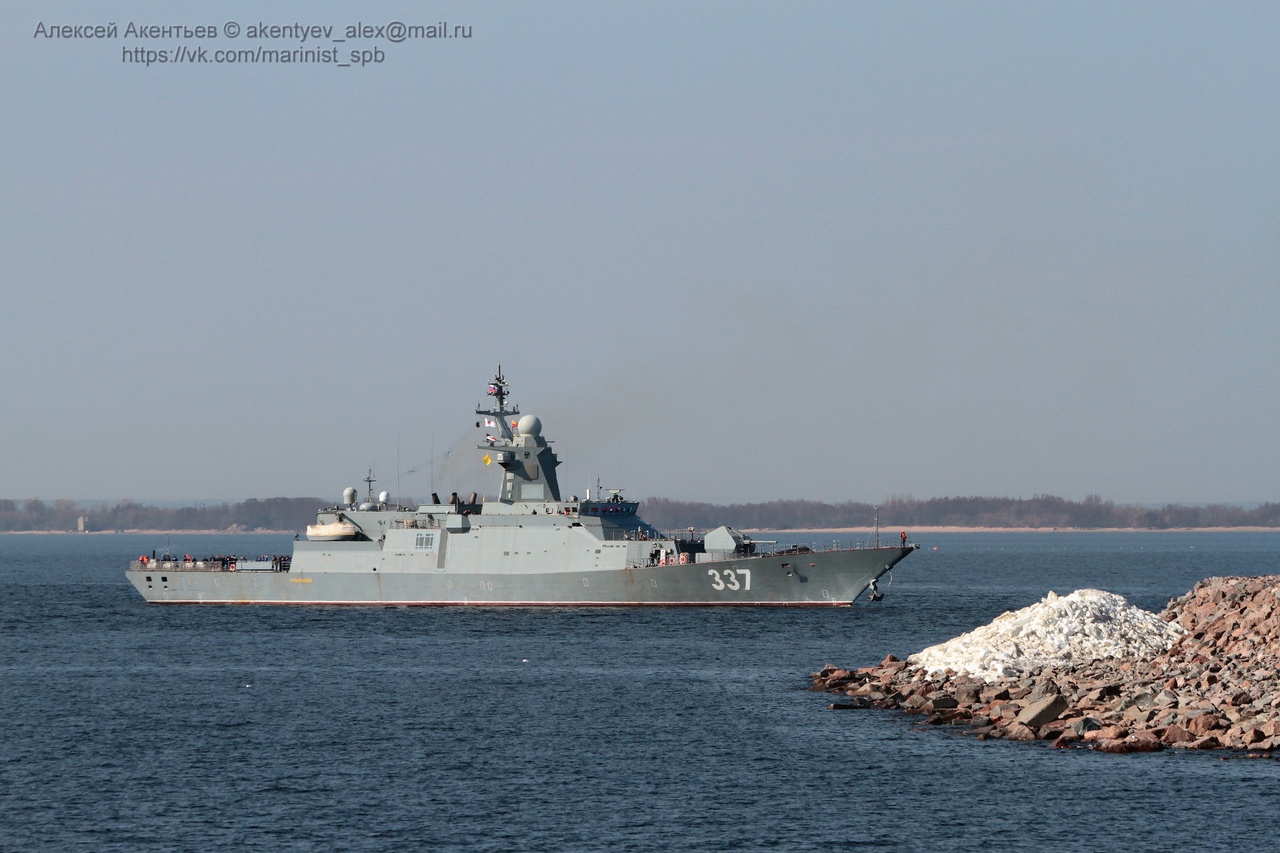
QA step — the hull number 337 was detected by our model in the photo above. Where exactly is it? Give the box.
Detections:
[708,567,751,591]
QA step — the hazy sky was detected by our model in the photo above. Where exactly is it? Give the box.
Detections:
[2,2,1277,506]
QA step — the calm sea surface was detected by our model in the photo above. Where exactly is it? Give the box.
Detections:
[2,531,1279,851]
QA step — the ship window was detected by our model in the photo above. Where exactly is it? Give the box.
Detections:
[145,576,152,582]
[161,576,168,582]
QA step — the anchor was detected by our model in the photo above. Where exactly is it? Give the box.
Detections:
[868,578,884,602]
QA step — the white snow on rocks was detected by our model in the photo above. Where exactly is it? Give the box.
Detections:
[907,589,1184,680]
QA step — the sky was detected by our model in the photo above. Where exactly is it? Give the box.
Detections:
[1,2,1277,507]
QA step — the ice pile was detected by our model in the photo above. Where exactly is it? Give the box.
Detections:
[907,589,1184,680]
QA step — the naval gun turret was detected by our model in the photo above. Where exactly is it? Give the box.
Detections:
[477,368,562,503]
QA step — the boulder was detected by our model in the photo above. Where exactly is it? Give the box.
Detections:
[1083,725,1129,742]
[1187,714,1222,736]
[1051,732,1082,748]
[1093,739,1129,753]
[1016,694,1069,729]
[1030,679,1062,698]
[1076,716,1104,733]
[1004,723,1036,741]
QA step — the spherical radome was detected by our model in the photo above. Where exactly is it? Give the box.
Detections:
[517,414,542,436]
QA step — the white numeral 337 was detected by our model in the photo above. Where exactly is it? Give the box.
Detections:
[707,568,751,591]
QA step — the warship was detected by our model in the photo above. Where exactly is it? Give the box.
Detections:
[127,371,918,605]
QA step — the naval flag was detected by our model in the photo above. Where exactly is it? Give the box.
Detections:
[484,417,497,428]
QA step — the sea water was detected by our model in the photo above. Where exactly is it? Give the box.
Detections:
[2,531,1278,851]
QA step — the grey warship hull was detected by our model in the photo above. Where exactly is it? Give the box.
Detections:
[127,370,918,606]
[126,538,914,606]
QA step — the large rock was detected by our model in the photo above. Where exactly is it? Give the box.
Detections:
[1004,722,1037,741]
[1187,714,1223,736]
[1016,694,1069,728]
[1083,725,1129,742]
[926,695,959,711]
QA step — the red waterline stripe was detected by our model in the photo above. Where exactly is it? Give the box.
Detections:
[148,599,854,607]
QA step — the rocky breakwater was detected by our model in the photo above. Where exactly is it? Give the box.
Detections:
[813,576,1280,754]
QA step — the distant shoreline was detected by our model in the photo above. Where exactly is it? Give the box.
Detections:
[3,526,1278,536]
[751,526,1280,534]
[0,529,298,535]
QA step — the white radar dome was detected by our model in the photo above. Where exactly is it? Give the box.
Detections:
[517,414,542,436]
[343,487,357,505]
[378,491,390,503]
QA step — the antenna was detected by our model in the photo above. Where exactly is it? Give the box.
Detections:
[365,468,376,503]
[874,506,880,548]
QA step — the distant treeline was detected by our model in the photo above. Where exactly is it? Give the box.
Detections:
[0,498,325,532]
[638,495,1280,531]
[2,494,1279,532]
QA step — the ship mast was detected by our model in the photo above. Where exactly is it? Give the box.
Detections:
[477,365,518,439]
[490,365,508,412]
[475,367,561,503]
